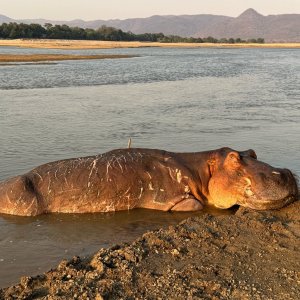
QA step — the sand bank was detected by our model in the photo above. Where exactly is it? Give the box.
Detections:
[0,39,299,50]
[0,54,135,63]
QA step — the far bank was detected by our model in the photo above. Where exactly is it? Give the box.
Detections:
[0,39,299,50]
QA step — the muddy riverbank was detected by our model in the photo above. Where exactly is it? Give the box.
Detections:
[1,200,299,299]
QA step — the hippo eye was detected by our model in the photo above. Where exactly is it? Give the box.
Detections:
[237,171,243,177]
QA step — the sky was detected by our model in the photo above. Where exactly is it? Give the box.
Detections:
[1,0,300,20]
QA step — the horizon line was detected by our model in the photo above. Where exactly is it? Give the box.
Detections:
[1,8,299,23]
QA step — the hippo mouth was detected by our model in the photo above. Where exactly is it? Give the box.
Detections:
[242,193,297,210]
[242,176,299,210]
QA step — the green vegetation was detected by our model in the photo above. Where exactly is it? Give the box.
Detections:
[159,35,265,44]
[0,22,265,43]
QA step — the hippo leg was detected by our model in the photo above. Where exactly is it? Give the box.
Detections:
[170,197,203,212]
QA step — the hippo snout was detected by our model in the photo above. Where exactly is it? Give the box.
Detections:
[248,167,298,210]
[269,168,295,186]
[274,168,298,194]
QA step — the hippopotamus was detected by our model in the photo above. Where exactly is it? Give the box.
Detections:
[0,147,298,216]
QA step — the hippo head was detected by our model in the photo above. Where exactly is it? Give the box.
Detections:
[207,147,298,210]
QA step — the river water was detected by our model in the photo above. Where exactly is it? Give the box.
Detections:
[0,46,299,287]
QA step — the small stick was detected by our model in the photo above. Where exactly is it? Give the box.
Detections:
[127,138,132,149]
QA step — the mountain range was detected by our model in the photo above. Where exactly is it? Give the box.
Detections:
[0,9,299,42]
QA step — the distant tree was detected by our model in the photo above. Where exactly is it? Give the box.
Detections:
[0,22,265,44]
[247,38,258,43]
[28,24,46,38]
[85,28,97,40]
[219,38,229,43]
[44,23,53,30]
[70,27,86,39]
[203,36,218,43]
[6,23,18,39]
[257,38,265,43]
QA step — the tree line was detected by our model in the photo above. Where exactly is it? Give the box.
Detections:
[0,22,265,43]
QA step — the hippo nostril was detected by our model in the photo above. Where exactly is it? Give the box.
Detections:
[285,169,295,179]
[276,169,298,192]
[281,169,294,181]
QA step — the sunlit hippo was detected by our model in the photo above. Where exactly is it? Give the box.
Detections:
[0,147,298,216]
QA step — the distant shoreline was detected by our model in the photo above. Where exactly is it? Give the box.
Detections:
[0,39,299,50]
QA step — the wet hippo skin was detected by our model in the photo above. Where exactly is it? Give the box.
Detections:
[0,147,298,216]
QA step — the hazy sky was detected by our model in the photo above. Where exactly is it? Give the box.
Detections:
[1,0,299,20]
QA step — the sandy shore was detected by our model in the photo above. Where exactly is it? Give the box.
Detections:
[0,54,135,63]
[1,201,299,299]
[0,39,299,50]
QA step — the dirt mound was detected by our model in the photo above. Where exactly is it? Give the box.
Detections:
[1,201,299,299]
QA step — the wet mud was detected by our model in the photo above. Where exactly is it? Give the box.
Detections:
[1,201,299,299]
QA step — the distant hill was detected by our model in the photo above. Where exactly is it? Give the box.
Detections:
[1,9,299,42]
[0,14,13,23]
[194,9,300,42]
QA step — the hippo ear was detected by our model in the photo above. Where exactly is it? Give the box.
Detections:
[247,149,257,159]
[241,149,257,159]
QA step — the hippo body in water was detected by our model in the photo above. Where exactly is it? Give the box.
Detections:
[0,147,298,216]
